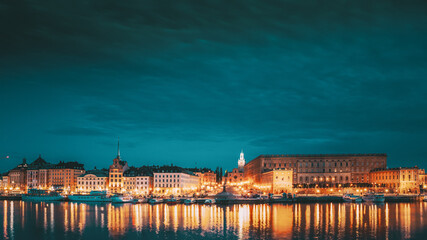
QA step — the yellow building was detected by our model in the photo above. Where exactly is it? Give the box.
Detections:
[260,169,293,194]
[108,141,129,194]
[370,167,422,193]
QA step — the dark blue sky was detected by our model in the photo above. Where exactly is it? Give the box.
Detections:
[1,0,427,173]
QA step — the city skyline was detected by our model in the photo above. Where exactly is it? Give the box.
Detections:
[2,0,427,172]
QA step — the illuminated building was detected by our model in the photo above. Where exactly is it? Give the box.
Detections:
[200,170,217,186]
[260,169,293,193]
[419,169,427,191]
[77,168,108,192]
[38,168,50,189]
[0,173,8,189]
[188,168,216,186]
[153,166,199,195]
[48,161,85,192]
[225,151,246,185]
[370,166,422,193]
[26,155,51,189]
[238,149,245,172]
[8,158,28,191]
[225,168,244,185]
[108,140,129,193]
[244,153,387,185]
[191,168,217,193]
[123,167,153,195]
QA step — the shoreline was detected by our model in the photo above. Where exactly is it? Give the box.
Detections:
[0,194,424,203]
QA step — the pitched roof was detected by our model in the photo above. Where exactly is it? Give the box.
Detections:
[28,155,51,170]
[79,169,108,178]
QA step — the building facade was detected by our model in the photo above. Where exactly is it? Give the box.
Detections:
[225,168,245,185]
[224,150,246,185]
[38,168,50,189]
[49,161,85,192]
[200,170,216,186]
[244,153,387,186]
[8,158,28,191]
[26,155,51,189]
[108,152,129,194]
[0,174,8,190]
[189,168,216,186]
[153,166,199,195]
[123,167,153,196]
[370,167,421,193]
[77,169,108,193]
[260,169,293,194]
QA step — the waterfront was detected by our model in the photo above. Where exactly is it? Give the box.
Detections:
[1,201,427,239]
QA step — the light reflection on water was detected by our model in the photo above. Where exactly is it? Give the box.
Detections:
[1,201,427,239]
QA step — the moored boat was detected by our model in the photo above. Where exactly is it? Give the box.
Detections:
[166,197,178,205]
[148,198,161,204]
[184,199,195,205]
[0,193,22,200]
[362,193,385,203]
[111,194,134,203]
[343,194,362,203]
[22,189,65,201]
[68,191,111,202]
[204,199,215,205]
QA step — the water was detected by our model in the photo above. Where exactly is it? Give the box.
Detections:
[1,201,427,240]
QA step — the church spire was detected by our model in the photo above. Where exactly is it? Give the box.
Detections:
[238,149,245,171]
[117,137,120,159]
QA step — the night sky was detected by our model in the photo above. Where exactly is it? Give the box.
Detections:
[1,0,427,173]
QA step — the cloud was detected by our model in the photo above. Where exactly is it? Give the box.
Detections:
[47,126,108,137]
[1,0,427,171]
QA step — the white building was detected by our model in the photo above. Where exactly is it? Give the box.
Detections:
[123,167,153,196]
[123,176,152,195]
[153,166,199,196]
[238,150,246,171]
[77,169,108,192]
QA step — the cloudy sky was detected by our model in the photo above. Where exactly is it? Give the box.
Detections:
[1,0,427,172]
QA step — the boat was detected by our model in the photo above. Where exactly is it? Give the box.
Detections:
[137,198,148,203]
[343,194,362,203]
[204,199,215,205]
[22,189,65,201]
[0,193,22,200]
[166,196,178,205]
[183,199,195,205]
[111,194,134,203]
[362,193,385,203]
[68,191,111,202]
[148,198,161,204]
[268,193,293,203]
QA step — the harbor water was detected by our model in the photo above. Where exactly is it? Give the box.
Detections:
[1,201,427,239]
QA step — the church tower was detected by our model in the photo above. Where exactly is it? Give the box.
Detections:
[238,150,245,172]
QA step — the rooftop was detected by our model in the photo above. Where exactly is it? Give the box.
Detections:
[52,161,84,170]
[79,169,108,178]
[259,153,387,158]
[370,166,419,172]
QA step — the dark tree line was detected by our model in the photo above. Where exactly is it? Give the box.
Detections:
[215,167,223,183]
